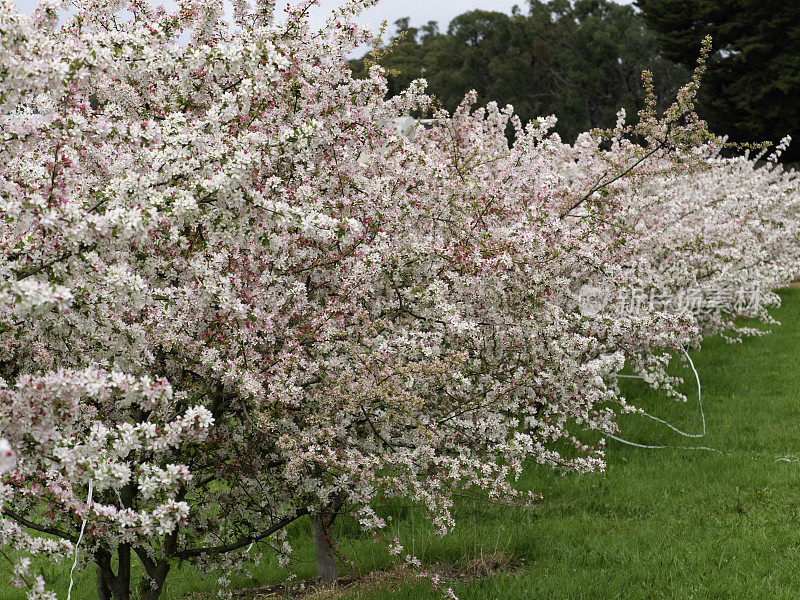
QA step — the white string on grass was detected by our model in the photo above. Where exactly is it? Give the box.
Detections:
[609,346,720,452]
[639,347,706,438]
[605,432,666,449]
[67,479,93,600]
[606,432,724,453]
[776,456,800,462]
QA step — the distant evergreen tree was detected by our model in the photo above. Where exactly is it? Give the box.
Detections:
[350,0,686,143]
[637,0,800,162]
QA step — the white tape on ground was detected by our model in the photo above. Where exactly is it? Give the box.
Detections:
[609,346,720,452]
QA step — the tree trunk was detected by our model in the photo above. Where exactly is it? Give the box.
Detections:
[118,544,131,597]
[311,512,338,584]
[140,561,171,600]
[97,565,111,600]
[95,548,131,600]
[134,533,176,600]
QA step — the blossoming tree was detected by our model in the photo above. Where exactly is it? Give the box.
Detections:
[1,0,798,599]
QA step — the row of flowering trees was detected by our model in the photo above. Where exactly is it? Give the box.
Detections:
[1,0,798,599]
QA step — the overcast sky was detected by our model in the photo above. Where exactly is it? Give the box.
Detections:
[278,0,637,31]
[11,0,637,32]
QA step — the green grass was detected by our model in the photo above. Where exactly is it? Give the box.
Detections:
[5,288,800,600]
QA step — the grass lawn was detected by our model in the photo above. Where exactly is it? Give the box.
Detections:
[4,288,800,600]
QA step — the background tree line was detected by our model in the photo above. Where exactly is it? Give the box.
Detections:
[350,0,800,163]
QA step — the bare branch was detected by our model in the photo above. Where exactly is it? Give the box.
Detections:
[2,508,78,543]
[172,511,307,559]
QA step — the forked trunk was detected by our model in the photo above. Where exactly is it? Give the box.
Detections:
[95,548,131,600]
[140,561,171,600]
[95,545,170,600]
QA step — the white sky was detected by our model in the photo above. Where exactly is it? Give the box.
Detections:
[11,0,637,33]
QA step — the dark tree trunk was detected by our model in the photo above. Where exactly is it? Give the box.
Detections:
[140,561,171,600]
[96,565,111,600]
[95,549,131,600]
[311,512,338,584]
[94,550,131,600]
[118,544,131,596]
[134,535,176,600]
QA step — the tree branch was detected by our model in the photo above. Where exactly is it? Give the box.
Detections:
[559,143,664,219]
[2,508,78,543]
[172,511,307,559]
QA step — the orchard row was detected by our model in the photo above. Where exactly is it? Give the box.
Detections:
[0,1,797,599]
